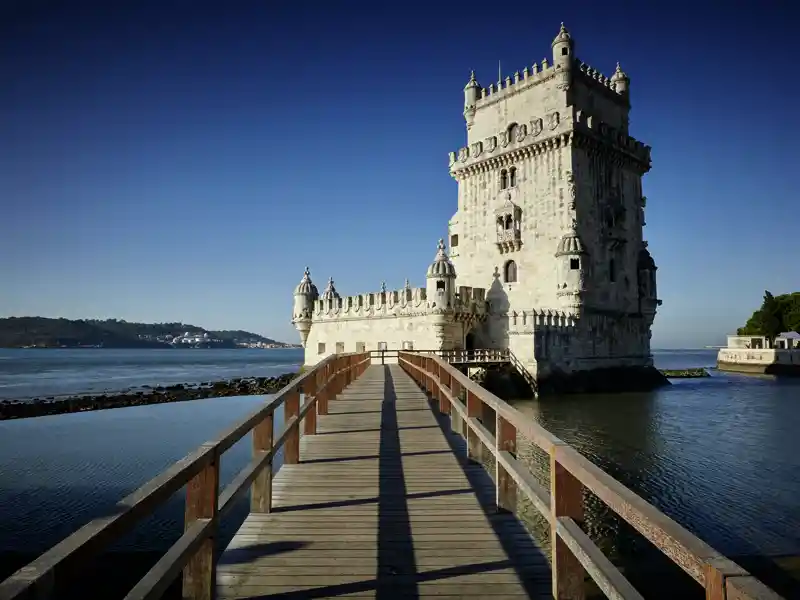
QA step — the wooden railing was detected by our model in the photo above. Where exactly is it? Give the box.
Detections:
[398,351,783,600]
[0,352,371,600]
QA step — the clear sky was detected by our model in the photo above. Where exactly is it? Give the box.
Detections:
[1,1,797,348]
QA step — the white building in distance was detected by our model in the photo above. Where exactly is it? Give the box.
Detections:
[292,24,663,394]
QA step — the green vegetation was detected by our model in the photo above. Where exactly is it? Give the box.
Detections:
[737,291,800,341]
[0,317,285,349]
[659,368,710,378]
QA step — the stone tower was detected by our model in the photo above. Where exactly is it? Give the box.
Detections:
[446,23,659,385]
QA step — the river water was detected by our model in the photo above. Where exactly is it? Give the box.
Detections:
[0,348,797,591]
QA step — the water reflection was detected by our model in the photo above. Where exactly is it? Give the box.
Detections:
[0,394,286,553]
[508,367,800,566]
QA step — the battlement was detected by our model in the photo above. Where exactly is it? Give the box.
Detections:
[573,111,651,165]
[474,60,556,106]
[506,308,579,333]
[311,284,487,322]
[573,58,617,92]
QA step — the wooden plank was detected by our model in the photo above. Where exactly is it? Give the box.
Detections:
[182,447,219,600]
[217,364,551,599]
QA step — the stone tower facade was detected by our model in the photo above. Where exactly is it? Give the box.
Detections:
[293,24,662,392]
[446,23,661,387]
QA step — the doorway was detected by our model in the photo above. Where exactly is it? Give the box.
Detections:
[465,331,476,351]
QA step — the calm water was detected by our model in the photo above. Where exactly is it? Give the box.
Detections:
[0,347,305,400]
[0,348,798,567]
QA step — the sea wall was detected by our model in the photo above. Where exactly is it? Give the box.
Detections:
[717,348,800,375]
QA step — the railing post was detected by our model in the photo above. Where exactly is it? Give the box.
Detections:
[182,446,219,600]
[466,389,482,463]
[285,389,300,464]
[437,362,450,414]
[496,414,517,513]
[251,412,273,513]
[304,377,317,436]
[550,445,585,600]
[318,365,328,415]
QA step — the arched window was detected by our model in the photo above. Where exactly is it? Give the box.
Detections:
[504,214,513,230]
[509,166,517,187]
[503,260,518,283]
[508,123,518,143]
[500,169,508,190]
[436,280,446,291]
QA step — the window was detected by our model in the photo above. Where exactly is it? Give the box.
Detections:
[450,234,459,247]
[335,342,345,353]
[356,342,366,352]
[378,342,388,351]
[561,47,568,56]
[317,342,326,355]
[402,341,414,350]
[509,167,517,187]
[570,258,580,270]
[436,280,446,291]
[503,260,517,283]
[500,170,508,190]
[609,259,616,283]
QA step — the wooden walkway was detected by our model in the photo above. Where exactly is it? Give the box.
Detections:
[217,364,552,599]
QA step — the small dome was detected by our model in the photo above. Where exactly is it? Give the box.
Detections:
[320,276,340,300]
[555,221,587,256]
[426,239,457,278]
[552,22,572,47]
[293,267,319,299]
[637,243,656,270]
[611,62,629,82]
[464,70,479,90]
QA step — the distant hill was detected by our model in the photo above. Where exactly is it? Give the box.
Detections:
[0,317,292,349]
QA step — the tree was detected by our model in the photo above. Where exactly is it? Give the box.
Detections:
[760,291,784,343]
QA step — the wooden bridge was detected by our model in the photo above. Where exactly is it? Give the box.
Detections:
[0,351,784,600]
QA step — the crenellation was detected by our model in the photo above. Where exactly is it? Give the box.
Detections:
[292,23,661,389]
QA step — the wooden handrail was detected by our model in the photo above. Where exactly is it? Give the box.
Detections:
[398,351,784,600]
[0,352,372,600]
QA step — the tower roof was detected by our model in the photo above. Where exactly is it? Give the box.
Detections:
[611,62,629,82]
[426,239,457,278]
[555,221,587,256]
[294,267,319,299]
[464,70,480,90]
[320,276,340,300]
[552,22,572,47]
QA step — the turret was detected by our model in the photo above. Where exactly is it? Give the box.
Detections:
[426,238,457,311]
[610,62,630,98]
[637,242,660,323]
[555,220,588,314]
[463,71,479,130]
[551,23,574,91]
[320,277,340,302]
[291,267,319,348]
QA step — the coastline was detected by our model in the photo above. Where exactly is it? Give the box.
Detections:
[0,371,299,421]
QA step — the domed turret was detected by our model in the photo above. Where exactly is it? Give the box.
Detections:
[320,277,340,301]
[611,62,630,97]
[555,221,588,313]
[637,242,659,320]
[292,267,318,347]
[551,23,575,91]
[463,71,480,129]
[426,239,456,310]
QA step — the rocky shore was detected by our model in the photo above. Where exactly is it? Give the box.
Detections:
[0,372,299,421]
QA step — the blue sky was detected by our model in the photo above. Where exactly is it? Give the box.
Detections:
[1,1,797,347]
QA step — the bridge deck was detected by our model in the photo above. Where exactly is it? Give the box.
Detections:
[217,364,551,599]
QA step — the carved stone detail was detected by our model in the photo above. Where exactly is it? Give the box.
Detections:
[470,141,483,158]
[499,130,509,148]
[547,112,560,130]
[530,118,543,137]
[486,136,497,152]
[516,123,528,142]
